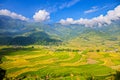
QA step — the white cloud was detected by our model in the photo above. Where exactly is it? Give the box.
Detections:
[59,5,120,27]
[0,9,28,21]
[84,6,98,14]
[33,10,50,22]
[60,18,75,25]
[59,0,80,9]
[84,5,110,14]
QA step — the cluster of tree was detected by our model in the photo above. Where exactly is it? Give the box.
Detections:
[56,48,80,52]
[0,37,12,45]
[10,36,35,45]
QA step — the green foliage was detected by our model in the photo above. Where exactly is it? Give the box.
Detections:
[114,71,120,80]
[81,50,88,54]
[103,53,110,57]
[56,48,80,52]
[0,37,12,45]
[112,60,120,65]
[96,49,100,52]
[1,56,7,62]
[10,36,35,45]
[0,31,62,46]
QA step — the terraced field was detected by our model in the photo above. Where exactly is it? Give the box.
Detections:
[0,46,120,80]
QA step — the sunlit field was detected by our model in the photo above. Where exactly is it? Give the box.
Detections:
[0,45,120,80]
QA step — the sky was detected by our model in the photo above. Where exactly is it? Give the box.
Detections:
[0,0,120,26]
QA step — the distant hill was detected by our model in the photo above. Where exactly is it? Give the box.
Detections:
[0,15,120,46]
[0,15,61,45]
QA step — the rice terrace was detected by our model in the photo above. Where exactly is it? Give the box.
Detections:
[0,0,120,80]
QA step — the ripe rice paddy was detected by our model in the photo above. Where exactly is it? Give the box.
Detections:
[0,46,120,80]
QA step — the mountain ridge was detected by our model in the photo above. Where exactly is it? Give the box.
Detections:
[0,15,120,45]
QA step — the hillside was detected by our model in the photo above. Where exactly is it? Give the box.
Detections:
[0,15,120,46]
[0,15,61,45]
[0,15,120,80]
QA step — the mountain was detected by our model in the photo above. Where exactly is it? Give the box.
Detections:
[0,15,61,45]
[0,15,120,46]
[0,15,26,36]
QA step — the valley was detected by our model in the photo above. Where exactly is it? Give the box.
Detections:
[0,15,120,80]
[0,37,120,80]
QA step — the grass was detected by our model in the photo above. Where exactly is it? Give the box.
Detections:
[0,45,120,80]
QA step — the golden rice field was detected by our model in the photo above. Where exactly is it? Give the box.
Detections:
[0,45,120,80]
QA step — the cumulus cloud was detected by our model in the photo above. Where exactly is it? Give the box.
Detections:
[0,9,28,21]
[59,0,80,9]
[60,18,75,25]
[59,5,120,27]
[33,10,50,22]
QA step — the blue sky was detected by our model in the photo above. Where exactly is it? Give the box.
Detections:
[0,0,120,23]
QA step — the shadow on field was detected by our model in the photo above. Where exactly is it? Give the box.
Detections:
[86,71,120,80]
[0,47,36,56]
[0,68,6,80]
[0,47,35,80]
[114,71,120,80]
[0,47,36,80]
[0,47,36,64]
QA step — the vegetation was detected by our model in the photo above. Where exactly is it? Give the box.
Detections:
[0,45,120,80]
[0,15,120,80]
